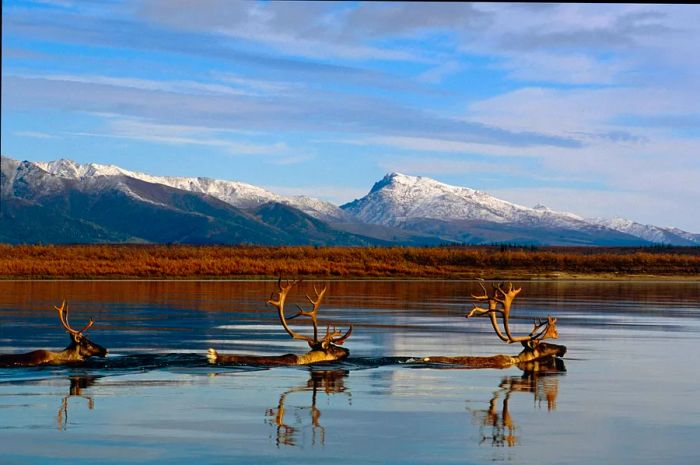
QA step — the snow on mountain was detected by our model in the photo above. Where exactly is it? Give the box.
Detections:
[288,195,354,222]
[341,172,700,245]
[9,160,75,199]
[0,157,21,196]
[33,158,350,221]
[5,158,698,245]
[664,228,700,244]
[11,159,166,207]
[341,172,588,229]
[35,158,128,179]
[589,217,700,245]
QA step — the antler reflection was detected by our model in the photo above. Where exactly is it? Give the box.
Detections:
[266,369,350,447]
[468,359,564,447]
[57,375,98,431]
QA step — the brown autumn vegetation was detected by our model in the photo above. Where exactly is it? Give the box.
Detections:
[0,244,699,279]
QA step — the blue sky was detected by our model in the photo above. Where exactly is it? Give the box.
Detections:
[2,1,700,231]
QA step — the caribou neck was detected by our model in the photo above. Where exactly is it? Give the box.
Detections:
[53,341,87,363]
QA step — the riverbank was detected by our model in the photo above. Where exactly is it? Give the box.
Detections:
[1,244,699,280]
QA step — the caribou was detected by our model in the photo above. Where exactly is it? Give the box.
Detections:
[420,280,566,367]
[208,278,352,366]
[0,301,107,367]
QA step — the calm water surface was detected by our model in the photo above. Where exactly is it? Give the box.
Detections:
[1,280,699,464]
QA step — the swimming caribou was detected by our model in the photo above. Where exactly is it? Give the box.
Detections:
[208,278,352,366]
[0,301,107,367]
[421,280,566,368]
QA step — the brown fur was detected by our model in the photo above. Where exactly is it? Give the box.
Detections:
[0,333,107,368]
[418,342,566,369]
[208,346,349,366]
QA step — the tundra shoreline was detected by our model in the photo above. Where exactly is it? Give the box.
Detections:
[1,244,698,280]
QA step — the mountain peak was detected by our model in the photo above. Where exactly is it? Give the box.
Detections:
[345,172,530,226]
[40,158,80,177]
[35,158,128,179]
[369,172,447,194]
[369,172,399,194]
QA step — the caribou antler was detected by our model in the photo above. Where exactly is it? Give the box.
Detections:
[55,301,94,335]
[529,316,558,341]
[466,280,558,345]
[468,280,509,342]
[320,323,353,349]
[267,278,352,350]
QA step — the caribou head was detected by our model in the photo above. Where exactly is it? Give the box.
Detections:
[0,300,107,367]
[55,301,108,359]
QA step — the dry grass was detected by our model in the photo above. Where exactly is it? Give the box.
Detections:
[1,244,699,279]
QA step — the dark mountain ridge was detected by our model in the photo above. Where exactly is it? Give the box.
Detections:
[2,156,697,246]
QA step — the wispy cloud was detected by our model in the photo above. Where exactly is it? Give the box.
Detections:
[11,72,255,96]
[14,130,57,139]
[377,156,523,177]
[3,5,428,93]
[70,118,291,156]
[135,1,449,62]
[417,60,462,84]
[497,52,630,85]
[351,136,539,155]
[210,72,301,95]
[4,75,582,149]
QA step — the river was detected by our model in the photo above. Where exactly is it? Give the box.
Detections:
[1,280,699,464]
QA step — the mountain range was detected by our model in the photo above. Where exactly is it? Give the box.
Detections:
[1,156,698,246]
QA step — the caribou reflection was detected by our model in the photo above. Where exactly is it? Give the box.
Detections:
[266,369,350,447]
[469,358,565,447]
[57,375,99,431]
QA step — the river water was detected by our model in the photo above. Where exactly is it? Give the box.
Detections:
[1,280,699,464]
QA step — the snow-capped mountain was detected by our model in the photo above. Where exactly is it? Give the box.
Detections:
[588,217,699,246]
[343,172,585,228]
[34,158,351,222]
[0,157,380,245]
[3,156,698,246]
[340,172,699,246]
[665,228,700,244]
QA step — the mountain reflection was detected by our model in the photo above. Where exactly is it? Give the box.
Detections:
[469,358,565,447]
[57,375,99,431]
[266,369,350,447]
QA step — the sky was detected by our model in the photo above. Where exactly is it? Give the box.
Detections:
[2,1,700,231]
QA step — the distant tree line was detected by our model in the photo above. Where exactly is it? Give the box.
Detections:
[0,244,698,279]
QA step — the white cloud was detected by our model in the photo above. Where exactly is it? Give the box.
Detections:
[210,72,300,95]
[13,73,255,97]
[360,136,493,154]
[69,118,291,156]
[377,156,521,177]
[466,86,700,135]
[14,131,57,139]
[498,52,629,85]
[418,60,462,84]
